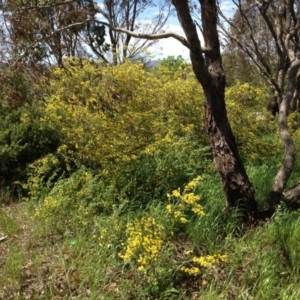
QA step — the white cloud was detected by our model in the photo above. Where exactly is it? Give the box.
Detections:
[219,0,236,17]
[97,3,104,10]
[95,13,106,21]
[148,24,185,58]
[149,24,205,61]
[151,35,190,60]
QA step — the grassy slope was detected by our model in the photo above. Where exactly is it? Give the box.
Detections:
[1,167,300,300]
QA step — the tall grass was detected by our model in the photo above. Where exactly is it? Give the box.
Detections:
[2,161,300,299]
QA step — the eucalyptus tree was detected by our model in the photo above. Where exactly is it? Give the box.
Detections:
[1,0,107,66]
[7,0,300,220]
[96,0,258,219]
[222,49,260,87]
[1,0,172,66]
[219,0,300,211]
[96,0,173,65]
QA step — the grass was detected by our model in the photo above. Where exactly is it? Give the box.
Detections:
[0,208,21,236]
[1,164,300,299]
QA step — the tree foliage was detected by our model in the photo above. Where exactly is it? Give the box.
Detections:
[96,0,172,64]
[20,60,279,223]
[1,0,107,65]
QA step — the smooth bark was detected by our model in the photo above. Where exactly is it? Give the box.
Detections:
[269,61,299,210]
[220,0,300,212]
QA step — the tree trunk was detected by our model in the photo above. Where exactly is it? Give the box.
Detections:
[172,0,258,220]
[285,181,300,206]
[204,86,258,218]
[268,62,299,211]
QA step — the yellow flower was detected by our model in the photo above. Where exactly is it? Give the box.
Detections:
[180,266,200,276]
[179,217,188,224]
[172,189,181,198]
[138,265,146,273]
[119,215,165,271]
[166,204,172,213]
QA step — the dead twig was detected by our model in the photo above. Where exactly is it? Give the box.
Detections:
[0,235,8,242]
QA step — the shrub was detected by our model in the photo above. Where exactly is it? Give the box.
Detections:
[226,82,280,161]
[43,58,206,168]
[0,66,60,189]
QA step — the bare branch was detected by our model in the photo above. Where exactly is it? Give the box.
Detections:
[219,10,279,90]
[95,0,176,63]
[0,236,8,243]
[97,20,203,51]
[13,19,90,66]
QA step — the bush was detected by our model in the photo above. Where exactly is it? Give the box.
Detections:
[0,66,60,190]
[226,82,280,161]
[42,58,206,168]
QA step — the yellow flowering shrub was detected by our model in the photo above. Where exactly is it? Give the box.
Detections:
[154,56,194,80]
[33,169,108,227]
[119,215,165,274]
[23,153,62,201]
[43,58,205,167]
[288,111,300,139]
[26,58,211,219]
[226,82,281,160]
[181,253,228,276]
[166,176,205,224]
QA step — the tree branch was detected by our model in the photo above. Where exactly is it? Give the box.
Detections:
[97,20,193,50]
[105,27,205,54]
[18,0,77,11]
[13,19,90,66]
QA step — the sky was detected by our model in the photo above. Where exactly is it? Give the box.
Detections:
[97,1,236,61]
[151,0,236,60]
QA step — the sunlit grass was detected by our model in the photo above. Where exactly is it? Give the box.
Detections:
[2,164,300,299]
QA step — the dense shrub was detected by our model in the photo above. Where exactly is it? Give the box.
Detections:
[226,82,280,161]
[25,60,280,216]
[43,58,206,167]
[28,58,212,224]
[0,67,60,189]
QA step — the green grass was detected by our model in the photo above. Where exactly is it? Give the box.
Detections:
[2,244,25,284]
[2,162,300,299]
[0,208,21,236]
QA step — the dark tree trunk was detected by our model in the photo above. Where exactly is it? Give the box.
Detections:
[267,95,279,116]
[204,86,257,218]
[172,0,258,220]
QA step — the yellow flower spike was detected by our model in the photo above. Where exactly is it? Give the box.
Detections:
[174,210,182,218]
[171,189,181,198]
[180,266,200,276]
[191,254,228,268]
[119,214,165,271]
[179,217,188,224]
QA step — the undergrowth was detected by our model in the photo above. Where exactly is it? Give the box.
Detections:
[1,59,300,299]
[2,163,300,299]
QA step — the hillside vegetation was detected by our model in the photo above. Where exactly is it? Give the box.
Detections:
[1,59,300,299]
